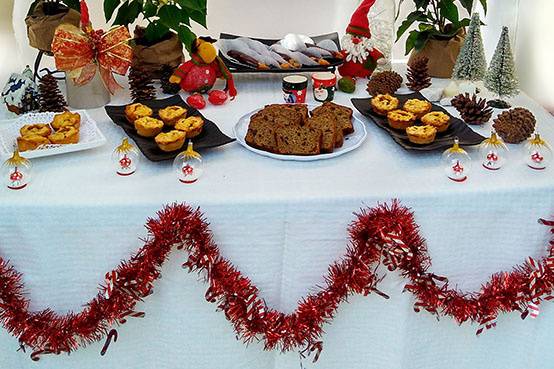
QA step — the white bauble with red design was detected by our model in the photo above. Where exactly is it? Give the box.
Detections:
[112,138,140,176]
[526,134,552,171]
[173,142,204,184]
[442,139,472,182]
[3,150,32,190]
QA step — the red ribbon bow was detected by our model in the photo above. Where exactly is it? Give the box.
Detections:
[51,0,132,94]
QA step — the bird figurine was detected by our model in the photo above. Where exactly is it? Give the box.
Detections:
[170,37,237,100]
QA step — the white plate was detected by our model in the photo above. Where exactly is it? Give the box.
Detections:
[233,105,367,161]
[0,110,106,159]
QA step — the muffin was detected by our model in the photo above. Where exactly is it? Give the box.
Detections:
[175,116,204,138]
[51,111,81,131]
[155,130,187,152]
[406,125,437,145]
[387,110,416,130]
[17,134,50,151]
[403,99,432,118]
[48,126,80,144]
[20,124,51,137]
[159,106,187,127]
[134,117,164,137]
[125,103,153,123]
[421,111,451,133]
[371,94,399,116]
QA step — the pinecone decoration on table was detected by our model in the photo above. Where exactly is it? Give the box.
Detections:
[129,67,156,102]
[38,73,66,112]
[406,56,432,91]
[160,65,181,95]
[366,71,403,96]
[451,93,493,125]
[492,107,536,144]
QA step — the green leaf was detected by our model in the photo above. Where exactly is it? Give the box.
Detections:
[126,0,142,23]
[457,18,471,28]
[178,8,191,26]
[418,23,435,32]
[113,1,129,25]
[405,30,419,55]
[143,2,157,18]
[178,0,204,12]
[396,10,425,40]
[414,30,431,50]
[144,21,170,43]
[190,9,207,28]
[439,0,460,23]
[458,0,474,16]
[159,4,181,29]
[178,25,197,52]
[414,0,430,9]
[479,0,487,14]
[104,0,120,22]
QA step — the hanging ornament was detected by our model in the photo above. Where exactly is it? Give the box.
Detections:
[442,138,471,182]
[479,131,508,171]
[2,150,32,190]
[112,138,140,176]
[173,142,203,184]
[525,133,552,170]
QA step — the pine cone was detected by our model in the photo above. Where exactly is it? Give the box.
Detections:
[38,74,66,112]
[493,108,536,144]
[366,71,403,96]
[451,93,493,125]
[160,65,181,95]
[129,67,156,102]
[406,56,432,91]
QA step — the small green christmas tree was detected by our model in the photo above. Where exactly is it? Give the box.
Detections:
[484,26,519,109]
[451,13,487,81]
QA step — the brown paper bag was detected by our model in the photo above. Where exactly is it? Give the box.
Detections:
[408,31,465,79]
[25,2,81,54]
[132,27,184,78]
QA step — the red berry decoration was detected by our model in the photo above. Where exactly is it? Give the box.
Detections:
[186,94,206,110]
[208,90,228,105]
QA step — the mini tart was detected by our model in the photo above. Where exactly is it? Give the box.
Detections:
[159,106,187,127]
[51,111,81,131]
[406,125,437,145]
[155,130,186,152]
[371,94,399,116]
[20,124,51,137]
[403,99,432,118]
[175,116,204,138]
[387,109,416,130]
[134,117,164,137]
[125,103,153,123]
[17,134,50,151]
[421,111,451,132]
[48,126,80,144]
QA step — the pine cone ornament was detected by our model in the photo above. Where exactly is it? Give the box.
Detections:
[366,71,403,96]
[493,108,536,144]
[451,93,493,125]
[129,67,156,102]
[38,73,66,112]
[160,65,181,95]
[406,56,432,91]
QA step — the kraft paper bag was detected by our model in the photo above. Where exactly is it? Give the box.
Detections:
[25,1,81,53]
[132,27,184,78]
[409,31,465,79]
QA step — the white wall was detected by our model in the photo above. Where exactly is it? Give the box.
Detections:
[4,0,554,112]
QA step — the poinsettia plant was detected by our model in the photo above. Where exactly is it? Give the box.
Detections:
[103,0,207,51]
[396,0,487,54]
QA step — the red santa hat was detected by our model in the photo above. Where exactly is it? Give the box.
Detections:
[346,0,377,39]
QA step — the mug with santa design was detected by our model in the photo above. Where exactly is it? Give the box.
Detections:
[312,72,337,102]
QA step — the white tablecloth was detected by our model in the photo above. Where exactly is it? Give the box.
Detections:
[1,72,554,369]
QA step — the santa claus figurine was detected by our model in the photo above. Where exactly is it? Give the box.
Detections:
[170,37,237,99]
[338,0,385,79]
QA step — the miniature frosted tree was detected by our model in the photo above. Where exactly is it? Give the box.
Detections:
[451,13,487,81]
[484,26,519,109]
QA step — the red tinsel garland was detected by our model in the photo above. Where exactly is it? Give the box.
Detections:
[0,202,552,361]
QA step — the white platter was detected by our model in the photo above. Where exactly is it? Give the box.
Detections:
[233,105,367,161]
[0,110,106,159]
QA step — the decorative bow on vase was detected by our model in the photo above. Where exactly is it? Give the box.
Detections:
[51,0,132,94]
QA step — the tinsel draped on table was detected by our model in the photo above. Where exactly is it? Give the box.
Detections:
[0,202,552,361]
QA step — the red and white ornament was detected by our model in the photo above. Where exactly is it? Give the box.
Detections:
[526,133,551,170]
[3,150,31,190]
[173,142,204,184]
[112,138,139,176]
[442,138,472,182]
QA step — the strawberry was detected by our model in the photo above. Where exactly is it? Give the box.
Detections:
[186,94,206,110]
[208,90,228,105]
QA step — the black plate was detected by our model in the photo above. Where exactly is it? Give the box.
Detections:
[105,95,235,162]
[219,32,344,74]
[351,92,485,151]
